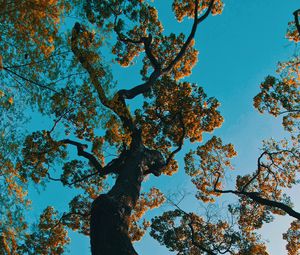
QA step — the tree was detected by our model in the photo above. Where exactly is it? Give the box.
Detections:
[0,1,299,255]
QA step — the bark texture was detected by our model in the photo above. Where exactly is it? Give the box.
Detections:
[90,194,139,255]
[90,133,164,255]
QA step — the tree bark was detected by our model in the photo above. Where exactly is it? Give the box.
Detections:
[90,137,145,255]
[90,193,139,255]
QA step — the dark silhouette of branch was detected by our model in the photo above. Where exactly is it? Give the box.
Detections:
[71,23,135,132]
[241,151,267,192]
[142,34,161,70]
[57,138,131,179]
[164,113,186,166]
[117,69,161,99]
[48,109,74,134]
[293,9,300,36]
[3,66,60,94]
[166,196,232,255]
[213,172,300,221]
[279,109,300,115]
[60,139,104,172]
[163,0,215,73]
[4,50,71,69]
[117,0,215,100]
[50,211,89,231]
[47,171,99,186]
[187,221,217,255]
[73,1,215,136]
[3,66,77,104]
[111,12,162,70]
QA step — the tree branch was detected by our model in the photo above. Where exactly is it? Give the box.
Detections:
[213,172,300,221]
[293,9,300,36]
[49,109,74,134]
[241,151,267,192]
[117,69,161,99]
[110,2,161,70]
[47,171,99,187]
[197,0,215,24]
[4,50,71,69]
[117,0,215,100]
[59,138,131,178]
[71,22,135,132]
[3,66,77,104]
[60,139,104,172]
[279,109,300,115]
[165,113,186,166]
[142,34,161,70]
[163,0,214,73]
[143,113,185,176]
[166,196,216,255]
[50,211,89,231]
[188,221,217,255]
[3,67,60,94]
[70,23,113,109]
[245,192,300,220]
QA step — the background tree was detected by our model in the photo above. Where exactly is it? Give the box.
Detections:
[0,1,299,255]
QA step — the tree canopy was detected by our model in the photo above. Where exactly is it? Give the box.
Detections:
[0,1,299,255]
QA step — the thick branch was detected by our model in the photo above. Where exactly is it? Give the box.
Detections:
[117,0,215,100]
[61,139,104,172]
[163,0,215,73]
[142,34,161,70]
[214,174,300,221]
[71,23,135,132]
[197,0,215,24]
[246,192,300,220]
[44,138,135,186]
[60,138,130,178]
[293,9,300,36]
[47,143,131,186]
[118,69,161,99]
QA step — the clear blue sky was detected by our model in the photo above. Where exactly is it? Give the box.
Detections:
[28,1,299,254]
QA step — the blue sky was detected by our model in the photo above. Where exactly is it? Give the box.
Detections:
[27,1,300,254]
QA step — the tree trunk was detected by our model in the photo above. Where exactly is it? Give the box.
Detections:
[90,194,139,255]
[90,141,144,255]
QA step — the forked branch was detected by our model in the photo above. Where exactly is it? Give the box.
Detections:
[60,139,103,172]
[60,138,129,177]
[117,0,215,100]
